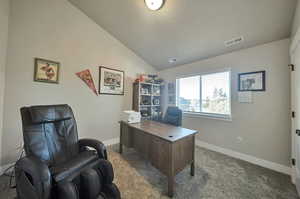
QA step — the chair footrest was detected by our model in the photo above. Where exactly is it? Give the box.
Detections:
[80,167,120,199]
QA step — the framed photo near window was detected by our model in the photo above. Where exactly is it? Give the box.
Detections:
[99,66,124,95]
[34,58,60,84]
[238,71,266,92]
[168,95,176,105]
[168,82,175,95]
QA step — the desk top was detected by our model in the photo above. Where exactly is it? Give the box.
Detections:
[120,120,198,142]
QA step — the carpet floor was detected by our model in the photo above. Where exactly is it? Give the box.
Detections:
[0,146,299,199]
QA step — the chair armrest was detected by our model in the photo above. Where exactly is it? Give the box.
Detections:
[15,156,51,199]
[79,139,107,160]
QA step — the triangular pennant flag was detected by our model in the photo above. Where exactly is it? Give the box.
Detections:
[76,69,98,96]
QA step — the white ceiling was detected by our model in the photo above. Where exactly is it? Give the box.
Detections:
[69,0,297,70]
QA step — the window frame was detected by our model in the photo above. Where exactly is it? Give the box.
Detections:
[176,69,232,121]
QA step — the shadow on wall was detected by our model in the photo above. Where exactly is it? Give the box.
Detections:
[122,76,135,111]
[1,121,24,166]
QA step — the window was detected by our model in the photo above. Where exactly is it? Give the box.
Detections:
[177,71,231,118]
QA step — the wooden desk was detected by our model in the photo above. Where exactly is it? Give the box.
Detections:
[119,120,198,197]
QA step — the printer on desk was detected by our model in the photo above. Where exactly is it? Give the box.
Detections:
[121,111,141,124]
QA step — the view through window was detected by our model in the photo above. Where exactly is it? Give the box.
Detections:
[177,71,231,116]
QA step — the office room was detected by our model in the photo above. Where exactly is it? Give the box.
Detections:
[0,0,299,198]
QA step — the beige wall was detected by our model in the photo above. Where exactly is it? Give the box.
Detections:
[1,0,156,165]
[159,39,291,166]
[0,0,10,167]
[292,0,300,37]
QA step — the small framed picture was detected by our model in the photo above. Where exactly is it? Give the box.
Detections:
[238,71,266,91]
[168,82,175,95]
[168,95,176,105]
[34,58,60,84]
[99,66,124,95]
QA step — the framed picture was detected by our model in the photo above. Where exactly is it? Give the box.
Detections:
[168,95,176,105]
[99,66,124,95]
[34,58,60,84]
[168,82,175,95]
[238,70,266,91]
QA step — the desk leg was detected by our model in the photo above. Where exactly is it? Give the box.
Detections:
[119,143,123,154]
[119,124,123,154]
[191,161,195,176]
[168,175,174,197]
[191,135,195,176]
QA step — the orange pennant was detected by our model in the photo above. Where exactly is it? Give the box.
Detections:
[76,69,98,96]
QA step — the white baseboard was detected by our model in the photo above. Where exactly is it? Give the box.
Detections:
[196,140,291,175]
[103,137,119,146]
[292,166,297,184]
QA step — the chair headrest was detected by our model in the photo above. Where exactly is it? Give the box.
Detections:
[28,104,72,124]
[166,107,181,115]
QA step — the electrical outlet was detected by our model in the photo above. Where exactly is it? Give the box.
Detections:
[237,136,243,143]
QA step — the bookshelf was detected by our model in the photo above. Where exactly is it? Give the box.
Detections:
[133,82,162,120]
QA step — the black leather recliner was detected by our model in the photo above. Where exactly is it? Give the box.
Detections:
[15,104,121,199]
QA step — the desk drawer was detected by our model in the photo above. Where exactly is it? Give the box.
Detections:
[173,135,194,175]
[149,136,171,176]
[132,129,150,158]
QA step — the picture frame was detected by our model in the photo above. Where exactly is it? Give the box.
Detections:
[168,82,175,95]
[34,58,60,84]
[238,70,266,91]
[99,66,124,95]
[167,82,176,105]
[168,95,176,105]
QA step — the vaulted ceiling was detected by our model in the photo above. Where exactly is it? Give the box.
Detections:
[69,0,297,70]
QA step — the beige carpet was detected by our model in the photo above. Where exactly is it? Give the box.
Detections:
[109,150,163,199]
[0,146,299,199]
[108,146,299,199]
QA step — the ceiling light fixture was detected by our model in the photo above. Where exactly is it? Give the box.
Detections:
[145,0,165,11]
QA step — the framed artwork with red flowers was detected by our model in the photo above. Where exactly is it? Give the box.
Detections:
[34,58,60,84]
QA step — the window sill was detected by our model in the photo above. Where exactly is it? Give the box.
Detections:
[183,112,232,122]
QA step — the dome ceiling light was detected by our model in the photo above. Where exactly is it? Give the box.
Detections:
[145,0,165,11]
[168,58,177,63]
